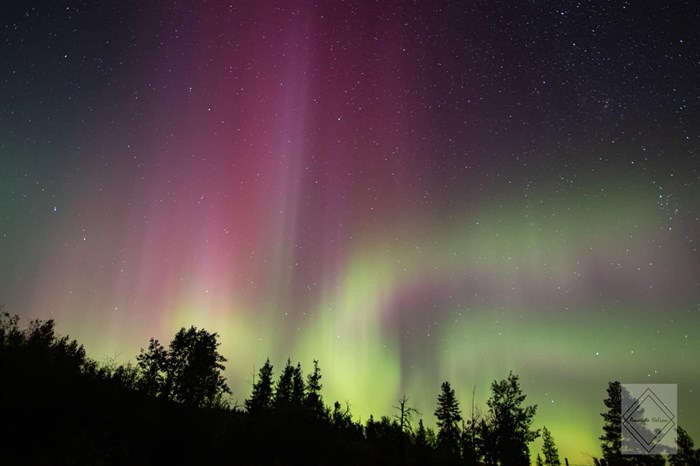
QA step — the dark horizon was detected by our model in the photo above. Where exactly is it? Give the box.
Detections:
[2,312,694,465]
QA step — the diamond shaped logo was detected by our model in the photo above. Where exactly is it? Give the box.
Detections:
[621,384,677,455]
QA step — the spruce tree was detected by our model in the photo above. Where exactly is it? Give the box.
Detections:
[414,418,433,464]
[246,358,274,416]
[305,359,324,415]
[600,381,627,466]
[462,387,481,466]
[274,358,294,409]
[541,426,561,466]
[415,418,428,449]
[461,419,480,466]
[291,362,305,406]
[670,426,699,466]
[434,381,462,458]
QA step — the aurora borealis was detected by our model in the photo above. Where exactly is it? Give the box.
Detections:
[1,1,698,462]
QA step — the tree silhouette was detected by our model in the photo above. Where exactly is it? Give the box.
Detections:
[619,385,668,463]
[17,311,686,466]
[1,313,87,376]
[274,358,295,409]
[415,418,427,442]
[305,359,324,415]
[483,371,539,466]
[414,419,434,464]
[599,381,654,465]
[136,326,230,407]
[110,361,139,390]
[479,417,498,466]
[167,326,230,407]
[461,386,482,466]
[434,381,462,458]
[598,381,672,466]
[136,337,169,398]
[0,310,21,348]
[541,426,561,466]
[671,426,700,466]
[365,414,403,455]
[246,357,274,416]
[394,395,419,465]
[394,394,419,435]
[331,400,355,433]
[291,362,305,406]
[536,453,544,466]
[601,381,623,464]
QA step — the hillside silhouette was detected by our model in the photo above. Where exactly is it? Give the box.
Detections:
[1,310,697,466]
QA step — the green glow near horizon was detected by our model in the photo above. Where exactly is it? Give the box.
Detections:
[42,176,699,464]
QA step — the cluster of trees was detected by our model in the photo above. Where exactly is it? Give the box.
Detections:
[135,328,230,408]
[245,357,324,416]
[597,381,700,466]
[428,376,540,466]
[1,310,698,465]
[238,357,543,465]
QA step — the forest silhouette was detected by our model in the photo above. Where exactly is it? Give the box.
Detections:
[1,309,697,466]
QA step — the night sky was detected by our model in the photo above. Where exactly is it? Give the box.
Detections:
[1,1,698,462]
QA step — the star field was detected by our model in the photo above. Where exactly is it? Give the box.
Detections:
[1,1,698,462]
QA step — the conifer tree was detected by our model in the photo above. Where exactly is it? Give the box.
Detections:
[599,381,667,465]
[274,358,294,408]
[434,381,462,457]
[305,359,324,414]
[541,426,561,466]
[461,419,480,466]
[462,386,482,466]
[536,453,544,466]
[671,426,699,466]
[415,418,428,448]
[484,371,539,466]
[331,400,354,432]
[246,358,274,416]
[291,362,305,406]
[600,381,627,466]
[414,418,433,464]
